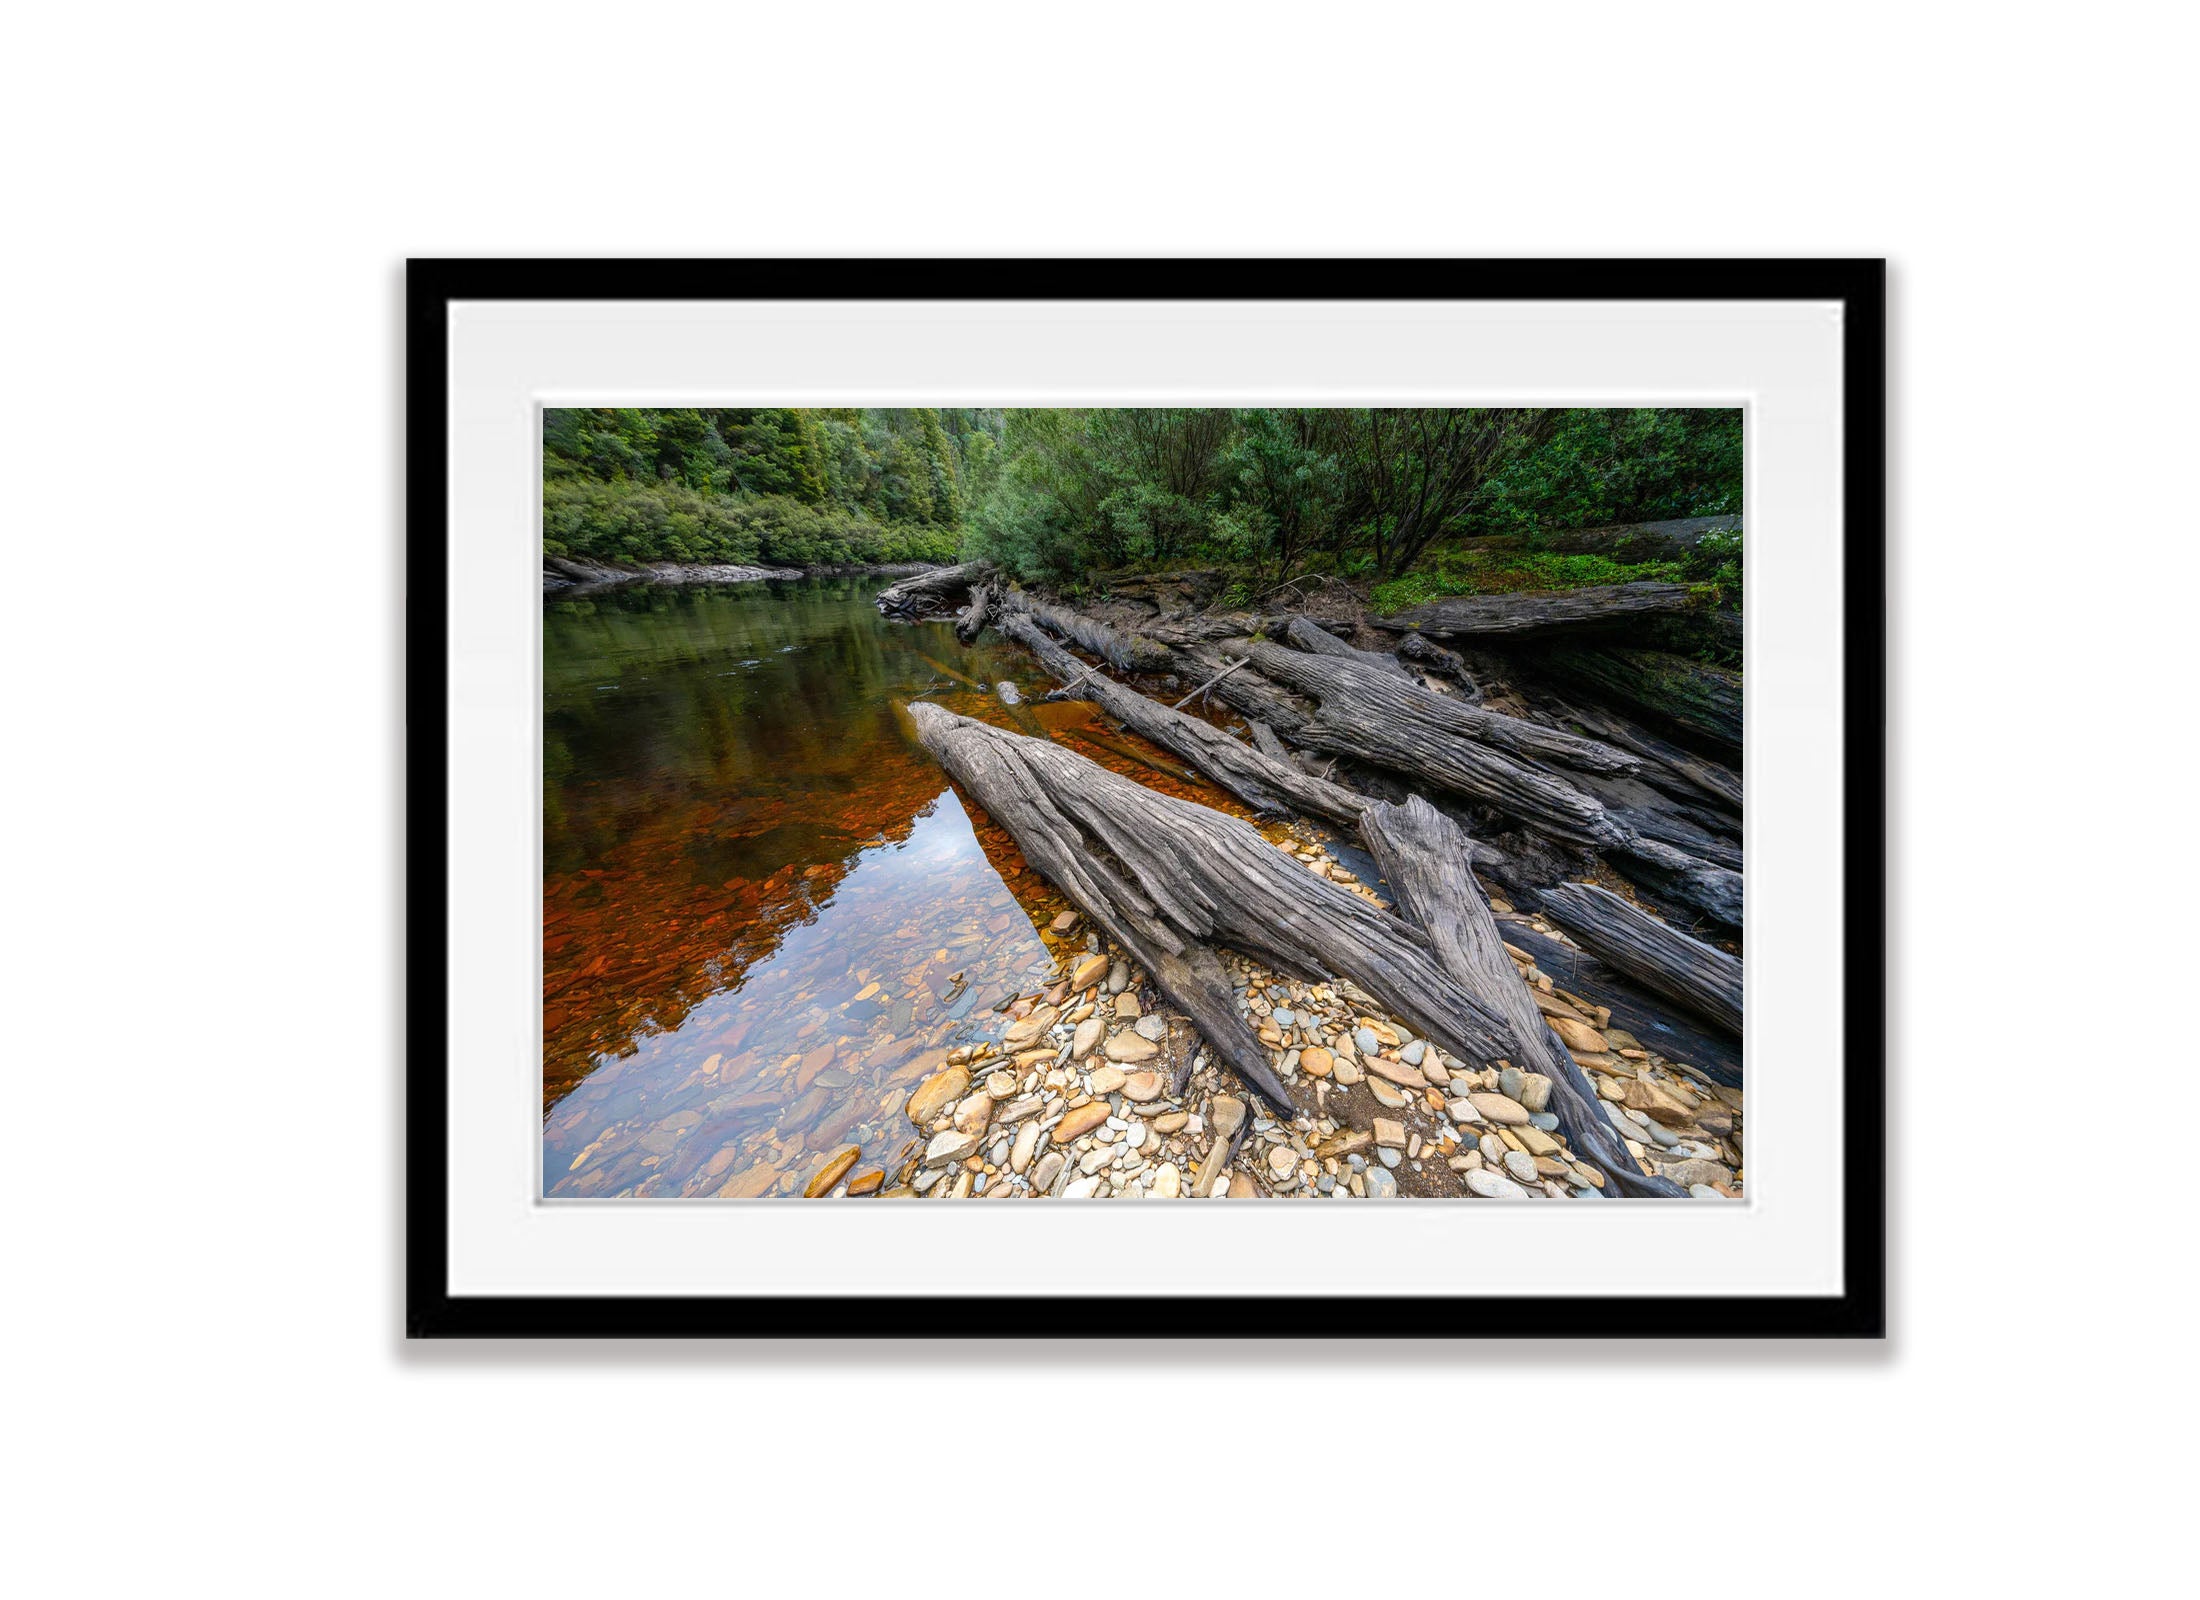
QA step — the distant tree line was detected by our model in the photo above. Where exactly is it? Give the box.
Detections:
[543,407,995,568]
[542,406,1739,588]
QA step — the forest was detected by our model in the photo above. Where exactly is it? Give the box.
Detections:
[542,406,1742,608]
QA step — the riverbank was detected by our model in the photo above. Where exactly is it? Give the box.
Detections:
[543,554,943,595]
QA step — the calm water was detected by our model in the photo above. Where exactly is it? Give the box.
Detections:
[541,576,1237,1199]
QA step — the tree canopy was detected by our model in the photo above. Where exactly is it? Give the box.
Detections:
[543,406,1741,590]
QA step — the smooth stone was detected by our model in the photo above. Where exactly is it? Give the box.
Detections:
[1362,1166,1398,1198]
[1368,1078,1410,1109]
[1502,1150,1538,1183]
[989,1136,1012,1167]
[1399,1039,1426,1066]
[1299,1046,1334,1078]
[1548,1015,1609,1054]
[1446,1097,1486,1125]
[1376,1146,1401,1169]
[1498,1066,1524,1101]
[1031,1150,1066,1190]
[1086,1065,1127,1095]
[906,1064,971,1126]
[1122,1070,1164,1102]
[802,1145,862,1197]
[1048,910,1078,934]
[996,1096,1043,1125]
[1148,1162,1182,1199]
[845,1168,884,1197]
[1514,1124,1561,1157]
[1071,1016,1105,1059]
[923,1129,980,1168]
[952,1092,995,1135]
[1069,953,1109,990]
[1528,1111,1560,1132]
[1133,1013,1168,1042]
[1372,1117,1407,1149]
[1466,1092,1530,1126]
[1107,961,1129,993]
[1365,1055,1427,1089]
[1227,1172,1257,1199]
[1061,1176,1101,1199]
[1663,1157,1736,1188]
[1465,1169,1530,1199]
[1209,1096,1247,1140]
[1010,1120,1042,1173]
[1266,1143,1299,1179]
[1104,1030,1159,1064]
[1332,1060,1364,1086]
[1054,1103,1110,1143]
[1354,1027,1381,1056]
[1517,1073,1554,1113]
[1115,992,1142,1019]
[1123,1121,1148,1151]
[1001,1006,1058,1048]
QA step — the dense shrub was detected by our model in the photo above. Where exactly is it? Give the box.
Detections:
[543,477,959,569]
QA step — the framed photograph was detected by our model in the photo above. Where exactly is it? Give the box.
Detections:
[407,259,1884,1338]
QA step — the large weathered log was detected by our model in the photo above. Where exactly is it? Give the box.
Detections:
[1371,582,1698,641]
[875,559,996,618]
[1019,597,1175,673]
[1537,882,1743,1039]
[1525,645,1742,755]
[1244,636,1645,780]
[1527,683,1742,812]
[952,578,998,643]
[1282,615,1413,678]
[1494,917,1742,1088]
[995,610,1369,829]
[1361,796,1685,1198]
[1533,514,1740,560]
[1228,637,1742,930]
[909,705,1577,1115]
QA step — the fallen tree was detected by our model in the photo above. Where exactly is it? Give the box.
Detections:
[995,609,1369,829]
[1362,796,1684,1197]
[1492,917,1742,1087]
[1227,636,1742,929]
[1536,882,1743,1039]
[1281,615,1414,679]
[1525,645,1742,755]
[1371,581,1698,641]
[952,578,999,644]
[909,704,1562,1117]
[875,559,995,618]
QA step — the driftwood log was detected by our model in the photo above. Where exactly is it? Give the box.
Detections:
[1527,683,1742,813]
[995,609,1369,829]
[952,578,999,643]
[1226,636,1741,930]
[1537,882,1743,1039]
[1281,615,1414,679]
[1359,796,1684,1197]
[1371,581,1697,641]
[1234,636,1645,780]
[907,705,1587,1114]
[1525,645,1743,755]
[875,559,996,618]
[1494,918,1742,1088]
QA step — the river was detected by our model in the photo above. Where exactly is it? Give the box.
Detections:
[539,575,1239,1198]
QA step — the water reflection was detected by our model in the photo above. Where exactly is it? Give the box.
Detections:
[541,577,1245,1198]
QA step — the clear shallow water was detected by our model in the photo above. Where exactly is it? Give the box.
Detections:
[540,576,1240,1199]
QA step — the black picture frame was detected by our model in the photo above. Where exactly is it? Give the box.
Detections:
[406,258,1885,1339]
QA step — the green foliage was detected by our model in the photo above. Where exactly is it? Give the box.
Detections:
[544,406,995,567]
[544,405,1745,593]
[1485,409,1742,538]
[962,406,1740,586]
[542,476,957,568]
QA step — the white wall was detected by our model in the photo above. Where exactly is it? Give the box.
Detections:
[5,4,2186,1595]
